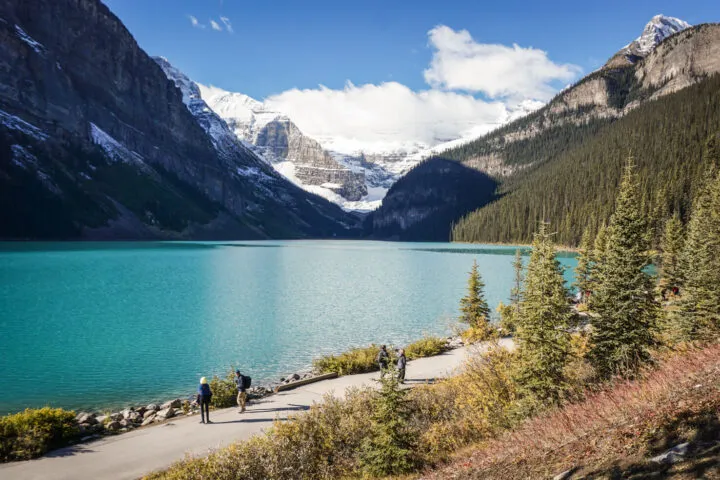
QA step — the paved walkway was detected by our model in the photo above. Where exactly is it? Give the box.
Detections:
[0,339,512,480]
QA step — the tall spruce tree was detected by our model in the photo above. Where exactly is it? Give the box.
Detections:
[574,227,594,302]
[587,223,608,308]
[589,160,659,378]
[659,213,685,291]
[459,260,492,335]
[510,249,523,310]
[679,165,720,337]
[514,222,572,406]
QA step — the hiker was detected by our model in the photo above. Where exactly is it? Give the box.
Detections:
[235,369,250,413]
[197,377,212,424]
[377,345,389,377]
[397,348,407,384]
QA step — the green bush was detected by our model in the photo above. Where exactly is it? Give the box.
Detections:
[209,372,238,409]
[0,407,79,462]
[405,336,448,360]
[313,344,383,376]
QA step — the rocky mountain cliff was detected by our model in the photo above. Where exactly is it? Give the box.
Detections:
[0,0,357,239]
[198,85,370,207]
[440,18,720,175]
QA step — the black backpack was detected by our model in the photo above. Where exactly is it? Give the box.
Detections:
[242,375,252,389]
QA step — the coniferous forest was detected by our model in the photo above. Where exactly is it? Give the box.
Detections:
[451,74,720,246]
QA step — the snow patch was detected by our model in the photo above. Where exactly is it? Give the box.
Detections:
[623,15,691,57]
[0,109,48,140]
[15,25,45,56]
[89,123,144,165]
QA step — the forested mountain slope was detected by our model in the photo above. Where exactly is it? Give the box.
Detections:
[453,74,720,246]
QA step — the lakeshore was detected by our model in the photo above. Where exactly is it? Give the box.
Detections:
[0,340,512,480]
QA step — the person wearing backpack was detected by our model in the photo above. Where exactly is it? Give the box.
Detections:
[376,345,389,378]
[197,377,212,424]
[235,369,251,413]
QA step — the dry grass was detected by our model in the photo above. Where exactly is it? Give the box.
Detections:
[419,343,720,479]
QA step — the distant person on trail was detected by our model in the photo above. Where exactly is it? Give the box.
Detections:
[397,348,407,384]
[235,369,250,413]
[377,345,389,377]
[197,377,212,424]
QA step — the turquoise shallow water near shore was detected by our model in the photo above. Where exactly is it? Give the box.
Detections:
[0,241,576,414]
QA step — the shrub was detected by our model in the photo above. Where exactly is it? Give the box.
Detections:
[209,372,238,408]
[312,344,382,376]
[0,407,78,462]
[405,336,448,360]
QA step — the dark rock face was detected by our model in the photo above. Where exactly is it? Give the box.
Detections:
[365,158,498,241]
[0,0,358,239]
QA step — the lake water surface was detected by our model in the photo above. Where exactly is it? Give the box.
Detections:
[0,241,577,414]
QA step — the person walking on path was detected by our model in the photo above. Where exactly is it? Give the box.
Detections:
[197,377,212,424]
[397,348,407,384]
[235,369,247,413]
[377,345,389,378]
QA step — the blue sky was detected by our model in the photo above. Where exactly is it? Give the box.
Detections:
[103,0,719,150]
[105,0,718,99]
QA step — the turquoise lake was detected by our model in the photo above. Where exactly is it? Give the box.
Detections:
[0,241,577,414]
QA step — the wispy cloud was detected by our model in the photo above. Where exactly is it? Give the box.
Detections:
[187,15,205,29]
[220,16,233,34]
[210,19,223,31]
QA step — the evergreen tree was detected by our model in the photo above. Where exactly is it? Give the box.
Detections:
[678,165,720,338]
[589,160,659,378]
[587,223,608,308]
[514,222,572,406]
[499,250,524,334]
[574,227,594,302]
[459,260,492,335]
[360,369,417,476]
[659,213,685,291]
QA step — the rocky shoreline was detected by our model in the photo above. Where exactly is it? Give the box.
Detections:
[69,335,465,443]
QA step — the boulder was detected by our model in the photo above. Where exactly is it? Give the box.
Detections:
[76,413,97,425]
[126,412,142,423]
[141,414,156,427]
[289,373,300,381]
[650,443,690,464]
[120,408,136,419]
[95,415,107,425]
[105,421,121,432]
[145,403,159,412]
[143,409,156,420]
[156,407,175,419]
[161,399,181,410]
[118,419,130,428]
[109,412,123,421]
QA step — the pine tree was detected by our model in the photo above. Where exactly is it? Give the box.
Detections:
[360,370,417,476]
[574,227,594,303]
[589,159,659,378]
[514,222,572,406]
[587,223,608,308]
[678,164,720,338]
[459,260,492,335]
[659,213,684,291]
[499,250,524,334]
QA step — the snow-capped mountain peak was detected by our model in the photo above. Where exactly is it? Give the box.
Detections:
[622,14,691,58]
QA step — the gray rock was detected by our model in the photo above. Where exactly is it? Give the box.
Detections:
[553,469,575,480]
[650,443,690,464]
[156,407,175,419]
[289,373,300,381]
[141,414,156,427]
[95,415,107,425]
[118,419,130,428]
[126,412,141,423]
[76,413,97,425]
[109,412,123,422]
[161,399,181,410]
[105,421,121,432]
[143,409,156,419]
[145,404,159,412]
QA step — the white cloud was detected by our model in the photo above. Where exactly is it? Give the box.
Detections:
[215,25,578,152]
[265,81,513,152]
[187,15,205,29]
[220,16,233,34]
[424,25,581,101]
[210,19,222,31]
